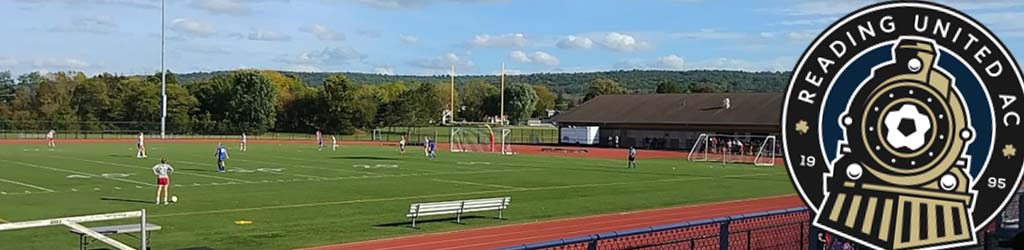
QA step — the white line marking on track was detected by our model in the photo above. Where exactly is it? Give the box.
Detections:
[0,177,56,192]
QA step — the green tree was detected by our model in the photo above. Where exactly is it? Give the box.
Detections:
[531,85,554,117]
[584,78,625,101]
[226,70,278,133]
[655,81,684,93]
[318,74,358,134]
[504,83,538,124]
[458,80,498,122]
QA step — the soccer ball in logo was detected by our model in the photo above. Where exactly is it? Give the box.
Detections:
[882,104,930,151]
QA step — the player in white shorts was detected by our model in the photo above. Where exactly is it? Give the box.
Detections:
[240,133,248,152]
[332,135,338,151]
[399,135,407,154]
[152,158,174,205]
[46,130,56,148]
[136,132,148,159]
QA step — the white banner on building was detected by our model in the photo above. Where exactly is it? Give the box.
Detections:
[560,126,599,145]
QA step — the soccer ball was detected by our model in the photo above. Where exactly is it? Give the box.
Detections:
[170,195,178,203]
[883,104,931,150]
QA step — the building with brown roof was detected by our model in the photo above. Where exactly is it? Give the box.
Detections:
[553,93,783,149]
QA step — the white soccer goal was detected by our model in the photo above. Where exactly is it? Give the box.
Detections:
[0,210,150,250]
[686,133,778,166]
[450,126,514,155]
[371,128,382,141]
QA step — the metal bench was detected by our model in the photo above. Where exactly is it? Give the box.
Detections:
[407,197,510,228]
[69,223,161,250]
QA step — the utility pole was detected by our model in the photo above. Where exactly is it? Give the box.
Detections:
[160,0,167,139]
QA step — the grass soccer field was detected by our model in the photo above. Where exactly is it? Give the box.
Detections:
[0,142,795,250]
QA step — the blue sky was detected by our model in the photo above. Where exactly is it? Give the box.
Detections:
[1,0,1022,76]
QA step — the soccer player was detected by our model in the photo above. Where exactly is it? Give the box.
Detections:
[46,130,56,148]
[316,130,324,151]
[628,146,637,169]
[423,137,430,157]
[399,135,407,154]
[428,139,437,160]
[152,158,174,205]
[332,135,338,151]
[215,143,229,172]
[136,132,148,159]
[240,133,248,152]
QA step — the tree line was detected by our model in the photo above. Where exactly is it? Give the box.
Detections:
[0,70,567,135]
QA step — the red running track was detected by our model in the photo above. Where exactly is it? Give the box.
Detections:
[303,195,804,250]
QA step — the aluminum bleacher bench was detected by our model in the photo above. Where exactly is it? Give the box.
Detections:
[407,197,510,228]
[69,223,160,250]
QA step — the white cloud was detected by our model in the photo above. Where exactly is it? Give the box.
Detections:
[509,51,531,63]
[190,0,250,15]
[760,32,775,38]
[281,64,322,72]
[556,35,593,49]
[529,51,559,66]
[0,57,18,67]
[786,31,817,43]
[169,18,216,37]
[651,54,686,70]
[49,15,118,34]
[408,53,474,70]
[277,47,367,66]
[468,33,527,48]
[777,17,835,26]
[247,29,291,41]
[33,58,91,68]
[508,50,559,66]
[673,29,747,40]
[300,24,344,41]
[374,65,395,75]
[615,55,686,70]
[601,32,652,52]
[689,57,793,72]
[399,34,419,44]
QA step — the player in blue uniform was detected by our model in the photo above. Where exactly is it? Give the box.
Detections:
[428,139,437,159]
[215,143,229,172]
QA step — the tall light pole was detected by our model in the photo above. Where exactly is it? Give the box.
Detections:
[160,0,167,139]
[450,65,455,123]
[500,63,505,125]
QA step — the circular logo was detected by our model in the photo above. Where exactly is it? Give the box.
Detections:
[782,1,1024,249]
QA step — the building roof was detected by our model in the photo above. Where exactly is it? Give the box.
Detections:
[553,93,783,128]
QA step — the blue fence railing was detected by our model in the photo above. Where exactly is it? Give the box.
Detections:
[500,207,810,250]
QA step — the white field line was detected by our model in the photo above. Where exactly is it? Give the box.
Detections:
[52,155,253,184]
[0,159,154,187]
[152,175,714,218]
[268,156,450,174]
[0,177,56,192]
[176,159,329,180]
[431,178,522,189]
[233,158,370,176]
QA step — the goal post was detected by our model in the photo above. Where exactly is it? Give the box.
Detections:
[686,133,778,166]
[450,125,514,155]
[0,210,149,250]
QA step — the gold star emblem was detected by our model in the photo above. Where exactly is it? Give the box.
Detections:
[1003,144,1017,158]
[795,120,810,135]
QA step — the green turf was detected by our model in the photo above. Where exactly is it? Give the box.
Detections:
[0,142,795,250]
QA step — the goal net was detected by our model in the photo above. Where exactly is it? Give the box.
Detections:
[450,126,514,155]
[687,133,778,166]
